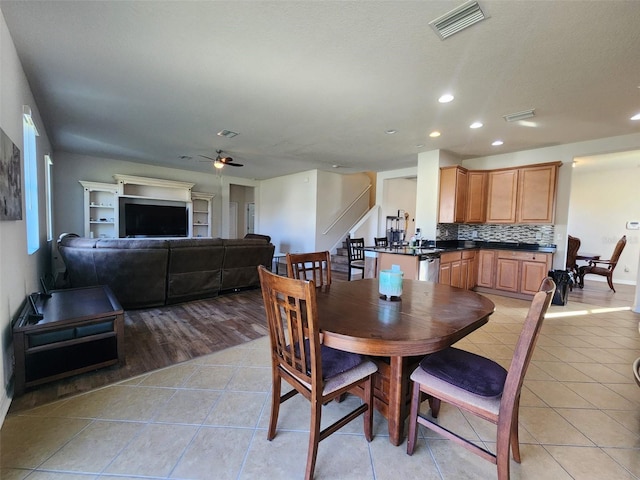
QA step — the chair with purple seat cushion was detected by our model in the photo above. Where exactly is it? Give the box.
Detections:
[406,277,556,480]
[257,265,377,480]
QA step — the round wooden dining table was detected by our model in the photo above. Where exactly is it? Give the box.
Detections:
[315,278,495,446]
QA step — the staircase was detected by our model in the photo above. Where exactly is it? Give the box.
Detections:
[331,239,351,275]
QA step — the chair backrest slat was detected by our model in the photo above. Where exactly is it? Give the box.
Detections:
[259,266,322,387]
[286,251,332,287]
[348,237,365,261]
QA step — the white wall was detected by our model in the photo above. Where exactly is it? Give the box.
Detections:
[259,169,371,254]
[568,162,639,286]
[52,152,257,242]
[260,170,318,255]
[0,9,53,424]
[316,170,371,251]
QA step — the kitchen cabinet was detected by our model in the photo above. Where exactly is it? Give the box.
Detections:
[438,166,467,223]
[465,171,487,223]
[495,250,552,296]
[477,250,496,288]
[485,163,560,224]
[486,169,518,223]
[516,163,558,223]
[462,249,477,289]
[439,250,477,289]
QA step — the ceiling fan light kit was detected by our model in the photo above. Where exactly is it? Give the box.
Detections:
[198,149,244,169]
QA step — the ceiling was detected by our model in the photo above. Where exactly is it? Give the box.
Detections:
[1,1,640,180]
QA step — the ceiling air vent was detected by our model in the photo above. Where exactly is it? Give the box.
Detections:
[429,1,487,40]
[217,129,239,138]
[503,109,536,122]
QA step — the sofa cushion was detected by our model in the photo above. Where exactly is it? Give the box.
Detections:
[167,239,225,303]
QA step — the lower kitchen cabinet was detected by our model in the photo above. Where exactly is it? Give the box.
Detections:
[495,250,552,296]
[477,250,496,288]
[439,250,477,290]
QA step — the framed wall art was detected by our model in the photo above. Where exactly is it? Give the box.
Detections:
[0,127,22,221]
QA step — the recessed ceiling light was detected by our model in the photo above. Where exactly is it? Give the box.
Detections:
[385,129,397,135]
[438,94,454,103]
[492,140,504,146]
[631,113,640,120]
[469,122,483,129]
[429,131,441,138]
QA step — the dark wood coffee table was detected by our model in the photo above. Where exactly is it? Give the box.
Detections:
[13,285,124,395]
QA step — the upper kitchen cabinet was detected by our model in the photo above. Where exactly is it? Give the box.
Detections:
[486,162,560,224]
[486,169,519,223]
[465,171,487,223]
[516,163,559,223]
[437,162,560,225]
[438,166,468,223]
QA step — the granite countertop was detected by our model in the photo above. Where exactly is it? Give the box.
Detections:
[364,240,556,257]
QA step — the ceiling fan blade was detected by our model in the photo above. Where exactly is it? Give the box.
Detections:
[220,157,243,167]
[198,154,216,162]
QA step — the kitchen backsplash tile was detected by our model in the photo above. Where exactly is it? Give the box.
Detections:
[437,224,555,245]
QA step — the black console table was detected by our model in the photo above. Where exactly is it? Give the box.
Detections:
[13,285,124,395]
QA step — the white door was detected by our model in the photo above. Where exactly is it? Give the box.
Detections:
[246,202,255,235]
[229,202,238,238]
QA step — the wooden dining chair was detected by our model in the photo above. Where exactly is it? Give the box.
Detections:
[633,357,640,388]
[578,235,626,292]
[346,236,365,281]
[406,277,556,480]
[374,236,388,247]
[286,251,332,287]
[257,265,377,480]
[566,235,581,291]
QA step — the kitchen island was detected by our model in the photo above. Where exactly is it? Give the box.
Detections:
[363,245,442,282]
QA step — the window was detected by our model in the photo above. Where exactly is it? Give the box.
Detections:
[23,106,39,254]
[45,154,53,241]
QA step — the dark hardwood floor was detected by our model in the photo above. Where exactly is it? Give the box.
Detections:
[8,268,634,413]
[9,288,269,413]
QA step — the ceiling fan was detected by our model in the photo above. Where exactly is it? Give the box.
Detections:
[199,150,244,169]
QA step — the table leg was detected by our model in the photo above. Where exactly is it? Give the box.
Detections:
[387,355,409,446]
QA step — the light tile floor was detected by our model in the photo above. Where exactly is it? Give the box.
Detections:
[2,287,640,479]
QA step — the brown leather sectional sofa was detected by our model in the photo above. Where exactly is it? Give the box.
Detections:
[57,234,274,309]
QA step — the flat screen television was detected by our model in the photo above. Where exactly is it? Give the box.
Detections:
[124,203,188,237]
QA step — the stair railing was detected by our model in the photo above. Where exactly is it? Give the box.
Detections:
[322,184,371,235]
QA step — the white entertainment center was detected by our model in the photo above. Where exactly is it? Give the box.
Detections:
[80,175,214,239]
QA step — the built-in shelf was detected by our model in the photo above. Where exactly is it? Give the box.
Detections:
[81,176,213,239]
[191,192,215,238]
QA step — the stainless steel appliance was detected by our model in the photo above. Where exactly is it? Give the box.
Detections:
[418,254,440,282]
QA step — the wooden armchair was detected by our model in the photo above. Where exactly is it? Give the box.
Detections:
[578,235,626,292]
[566,235,581,291]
